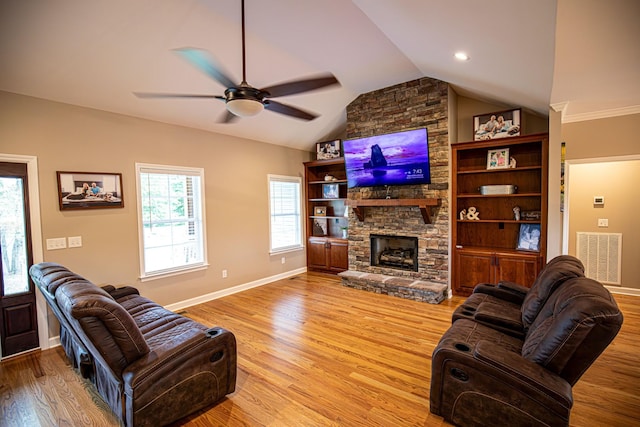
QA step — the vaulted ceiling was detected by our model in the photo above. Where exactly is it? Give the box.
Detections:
[1,0,638,151]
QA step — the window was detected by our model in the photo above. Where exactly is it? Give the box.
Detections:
[268,174,303,253]
[136,163,207,279]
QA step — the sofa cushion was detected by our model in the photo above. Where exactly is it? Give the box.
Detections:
[521,256,584,329]
[117,294,207,350]
[522,277,623,385]
[56,285,150,372]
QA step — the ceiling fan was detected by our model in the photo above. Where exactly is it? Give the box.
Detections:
[134,0,340,123]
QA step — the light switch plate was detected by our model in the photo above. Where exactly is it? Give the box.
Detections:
[68,236,82,248]
[598,218,609,227]
[46,237,67,250]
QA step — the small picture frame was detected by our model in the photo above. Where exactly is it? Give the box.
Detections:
[314,206,327,216]
[316,139,342,160]
[473,108,521,141]
[313,218,328,236]
[516,223,541,252]
[56,171,124,210]
[322,183,339,199]
[487,148,510,170]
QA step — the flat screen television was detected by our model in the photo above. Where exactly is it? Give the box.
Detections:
[343,128,431,188]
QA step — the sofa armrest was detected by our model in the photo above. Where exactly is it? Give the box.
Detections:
[473,282,527,305]
[474,301,524,337]
[497,280,530,295]
[107,286,140,300]
[122,327,236,427]
[474,340,572,407]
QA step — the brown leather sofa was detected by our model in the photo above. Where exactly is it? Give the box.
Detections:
[30,262,237,427]
[431,267,623,426]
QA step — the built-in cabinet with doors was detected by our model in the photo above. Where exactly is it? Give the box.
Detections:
[451,133,549,296]
[304,158,349,273]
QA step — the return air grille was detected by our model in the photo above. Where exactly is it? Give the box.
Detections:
[576,232,622,285]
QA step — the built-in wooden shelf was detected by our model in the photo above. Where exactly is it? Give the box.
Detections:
[345,198,441,224]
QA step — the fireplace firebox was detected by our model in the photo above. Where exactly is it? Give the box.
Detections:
[370,234,418,272]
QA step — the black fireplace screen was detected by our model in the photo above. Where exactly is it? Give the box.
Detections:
[370,234,418,272]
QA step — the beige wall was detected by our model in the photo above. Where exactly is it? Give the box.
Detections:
[562,114,640,160]
[567,161,640,288]
[455,95,548,142]
[562,113,640,289]
[0,91,312,313]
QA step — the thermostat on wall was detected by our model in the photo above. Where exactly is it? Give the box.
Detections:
[593,196,605,205]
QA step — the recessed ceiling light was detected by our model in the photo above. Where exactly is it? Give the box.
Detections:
[454,52,470,61]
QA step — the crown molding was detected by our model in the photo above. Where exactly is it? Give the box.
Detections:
[557,104,640,123]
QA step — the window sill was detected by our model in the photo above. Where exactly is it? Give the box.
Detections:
[139,263,209,282]
[269,245,304,256]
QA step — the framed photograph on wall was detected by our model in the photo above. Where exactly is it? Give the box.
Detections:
[56,171,124,210]
[516,223,541,252]
[316,139,342,160]
[487,148,510,170]
[473,108,521,141]
[322,183,339,199]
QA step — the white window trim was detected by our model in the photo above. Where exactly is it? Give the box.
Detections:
[135,162,209,281]
[268,174,304,255]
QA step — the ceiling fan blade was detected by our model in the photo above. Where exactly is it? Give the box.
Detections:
[261,74,340,98]
[173,47,237,89]
[134,92,225,100]
[264,100,318,121]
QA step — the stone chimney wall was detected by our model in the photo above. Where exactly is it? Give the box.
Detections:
[345,77,449,283]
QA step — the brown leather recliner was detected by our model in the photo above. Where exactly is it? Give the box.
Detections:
[430,276,623,426]
[451,255,585,338]
[30,262,237,427]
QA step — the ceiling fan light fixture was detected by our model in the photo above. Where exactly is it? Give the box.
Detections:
[226,98,264,117]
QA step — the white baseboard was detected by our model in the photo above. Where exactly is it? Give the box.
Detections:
[165,267,308,313]
[606,285,640,297]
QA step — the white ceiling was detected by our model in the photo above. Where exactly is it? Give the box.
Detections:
[1,0,638,151]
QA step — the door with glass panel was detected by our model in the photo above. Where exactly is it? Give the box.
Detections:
[0,162,38,358]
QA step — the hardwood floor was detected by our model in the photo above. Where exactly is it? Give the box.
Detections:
[1,272,639,426]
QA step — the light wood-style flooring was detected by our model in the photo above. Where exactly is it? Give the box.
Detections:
[2,272,639,426]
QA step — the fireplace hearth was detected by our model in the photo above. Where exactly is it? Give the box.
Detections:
[370,234,418,272]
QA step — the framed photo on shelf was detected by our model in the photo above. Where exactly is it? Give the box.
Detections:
[516,223,541,252]
[316,139,342,160]
[473,108,521,141]
[314,206,327,216]
[56,171,124,210]
[487,148,510,170]
[322,183,339,199]
[312,218,328,236]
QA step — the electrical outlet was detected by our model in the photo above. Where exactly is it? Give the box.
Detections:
[222,269,228,278]
[68,236,82,248]
[281,257,286,264]
[46,237,66,250]
[598,218,609,227]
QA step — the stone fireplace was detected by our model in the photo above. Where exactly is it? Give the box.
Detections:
[338,76,449,303]
[370,234,418,272]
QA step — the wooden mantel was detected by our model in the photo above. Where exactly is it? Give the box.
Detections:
[345,198,441,224]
